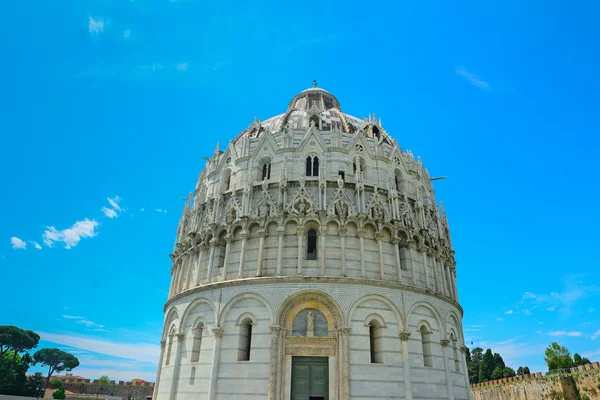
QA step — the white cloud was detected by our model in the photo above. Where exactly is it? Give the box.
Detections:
[496,318,504,322]
[176,63,188,72]
[123,29,131,38]
[62,315,105,330]
[88,16,105,34]
[29,241,42,250]
[505,310,513,315]
[43,219,99,249]
[546,306,557,311]
[155,208,167,213]
[38,331,159,363]
[101,207,117,218]
[107,196,122,211]
[589,308,596,313]
[522,292,538,300]
[591,330,600,340]
[10,237,27,250]
[548,331,582,337]
[524,309,532,316]
[456,66,490,89]
[61,367,155,382]
[140,208,145,212]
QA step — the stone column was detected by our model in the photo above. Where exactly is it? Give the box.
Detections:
[392,239,403,283]
[340,327,351,400]
[256,229,266,276]
[461,346,473,400]
[376,233,384,280]
[439,259,448,297]
[340,228,347,276]
[419,247,430,289]
[430,251,440,293]
[168,333,184,400]
[320,227,327,275]
[267,326,281,400]
[208,327,224,400]
[400,332,412,400]
[152,340,166,400]
[444,263,453,299]
[168,266,176,298]
[296,227,304,275]
[441,339,455,400]
[206,239,217,283]
[175,261,185,294]
[276,228,284,275]
[220,235,232,281]
[451,267,459,302]
[238,231,249,278]
[195,243,206,286]
[407,242,416,286]
[357,229,366,277]
[184,254,194,290]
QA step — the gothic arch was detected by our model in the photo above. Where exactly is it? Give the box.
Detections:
[276,289,344,331]
[162,307,180,339]
[406,301,444,337]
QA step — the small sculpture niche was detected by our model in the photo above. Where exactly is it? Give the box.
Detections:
[292,309,328,337]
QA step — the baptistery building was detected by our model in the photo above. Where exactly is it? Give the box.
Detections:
[153,83,471,400]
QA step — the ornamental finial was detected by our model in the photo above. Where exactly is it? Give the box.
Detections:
[312,80,317,88]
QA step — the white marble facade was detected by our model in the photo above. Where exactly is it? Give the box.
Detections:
[154,85,471,400]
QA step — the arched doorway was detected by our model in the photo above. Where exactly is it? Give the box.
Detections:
[271,290,349,400]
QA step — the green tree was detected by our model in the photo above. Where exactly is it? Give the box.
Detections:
[493,353,506,370]
[49,378,62,387]
[0,326,40,360]
[479,349,495,382]
[573,353,591,366]
[544,342,574,371]
[503,367,516,378]
[517,366,524,376]
[491,366,504,380]
[468,347,483,384]
[33,348,80,386]
[0,350,35,395]
[471,348,484,364]
[98,375,110,385]
[523,366,531,375]
[52,386,66,400]
[25,372,47,398]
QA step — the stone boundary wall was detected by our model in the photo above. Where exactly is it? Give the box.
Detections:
[471,362,600,400]
[60,384,154,400]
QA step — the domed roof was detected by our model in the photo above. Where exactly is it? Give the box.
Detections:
[237,82,371,140]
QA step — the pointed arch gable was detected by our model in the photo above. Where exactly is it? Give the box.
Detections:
[250,130,279,159]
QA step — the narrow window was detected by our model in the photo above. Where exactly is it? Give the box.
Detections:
[306,157,312,176]
[338,170,345,181]
[307,229,317,260]
[191,324,203,362]
[262,162,271,180]
[306,156,319,177]
[369,320,383,363]
[452,334,460,372]
[238,318,253,361]
[190,366,196,385]
[420,325,432,367]
[223,169,231,192]
[165,335,174,365]
[400,246,408,271]
[312,156,319,176]
[373,125,380,140]
[310,115,319,128]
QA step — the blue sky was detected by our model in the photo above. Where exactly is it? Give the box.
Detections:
[1,0,599,381]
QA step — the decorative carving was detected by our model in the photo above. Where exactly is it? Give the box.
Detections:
[399,331,411,341]
[306,311,314,336]
[212,327,224,338]
[284,336,337,356]
[175,333,185,341]
[441,339,450,347]
[286,184,317,216]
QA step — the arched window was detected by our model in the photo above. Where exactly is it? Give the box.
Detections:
[353,157,366,179]
[420,325,432,367]
[394,169,405,192]
[372,125,380,140]
[237,318,253,361]
[307,229,317,260]
[262,162,271,180]
[190,366,196,385]
[190,323,203,362]
[306,156,319,177]
[451,333,460,372]
[165,327,175,365]
[399,245,408,271]
[309,114,320,128]
[222,169,231,192]
[369,320,383,364]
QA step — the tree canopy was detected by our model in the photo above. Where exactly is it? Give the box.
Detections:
[544,342,574,371]
[0,326,40,358]
[98,375,110,385]
[33,348,80,385]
